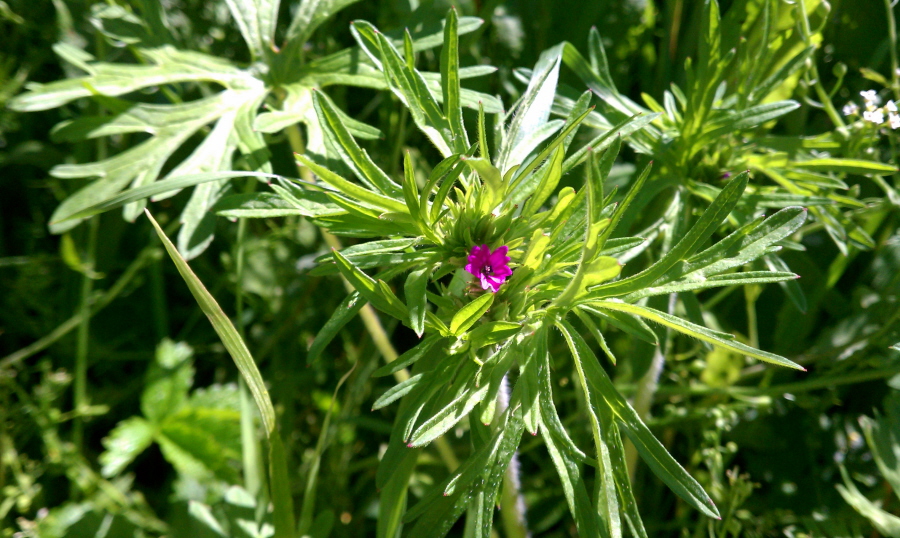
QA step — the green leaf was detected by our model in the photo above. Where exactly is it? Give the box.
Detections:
[539,416,600,534]
[311,250,432,276]
[593,300,804,370]
[556,321,620,537]
[284,0,362,49]
[580,304,659,345]
[440,7,467,149]
[704,100,800,138]
[141,339,194,422]
[562,113,661,175]
[307,292,365,364]
[861,412,900,494]
[224,0,279,60]
[405,265,432,337]
[668,206,808,282]
[765,254,807,313]
[331,249,408,320]
[51,171,276,227]
[407,381,489,447]
[99,417,156,477]
[297,154,407,214]
[373,335,444,378]
[8,47,255,112]
[556,320,720,519]
[520,345,541,435]
[214,191,312,218]
[467,321,521,350]
[498,45,562,173]
[463,157,504,210]
[449,293,495,336]
[522,145,565,217]
[311,91,402,197]
[837,465,900,536]
[353,21,457,156]
[373,374,425,410]
[626,271,797,300]
[159,406,242,483]
[588,171,750,298]
[145,211,276,433]
[792,158,898,175]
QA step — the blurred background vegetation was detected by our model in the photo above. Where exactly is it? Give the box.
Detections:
[2,0,900,536]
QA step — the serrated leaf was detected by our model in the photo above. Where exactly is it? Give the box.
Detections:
[99,417,156,477]
[158,410,241,483]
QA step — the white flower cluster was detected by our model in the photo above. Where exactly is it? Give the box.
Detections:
[844,90,900,129]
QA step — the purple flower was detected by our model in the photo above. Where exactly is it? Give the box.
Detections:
[465,244,512,293]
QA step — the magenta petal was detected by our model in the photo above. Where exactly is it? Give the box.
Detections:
[466,243,512,292]
[486,276,504,292]
[479,274,492,290]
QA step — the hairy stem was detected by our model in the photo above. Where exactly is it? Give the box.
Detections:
[626,293,676,480]
[497,376,529,538]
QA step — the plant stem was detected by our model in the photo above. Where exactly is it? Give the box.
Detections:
[744,285,759,350]
[626,293,676,480]
[1,246,163,370]
[886,0,900,101]
[796,0,846,129]
[497,377,529,538]
[234,184,263,498]
[72,214,99,457]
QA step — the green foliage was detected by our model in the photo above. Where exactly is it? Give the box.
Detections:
[99,339,242,484]
[7,0,495,260]
[4,0,900,536]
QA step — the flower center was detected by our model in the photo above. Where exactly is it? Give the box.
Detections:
[483,265,492,274]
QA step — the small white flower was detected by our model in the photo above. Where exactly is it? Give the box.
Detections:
[864,109,885,124]
[890,112,900,129]
[843,102,859,116]
[861,90,880,105]
[887,100,898,112]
